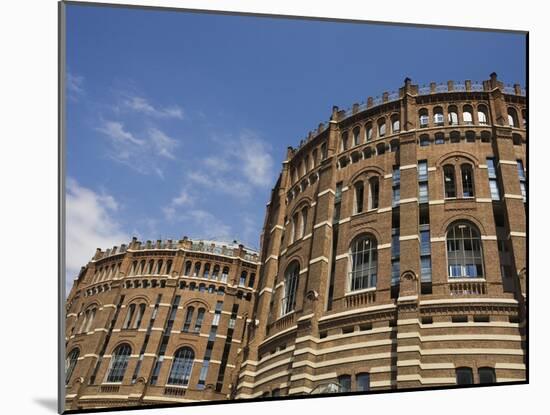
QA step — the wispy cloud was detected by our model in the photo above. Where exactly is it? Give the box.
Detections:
[66,71,85,100]
[163,188,195,220]
[97,120,145,146]
[122,95,184,119]
[96,120,179,177]
[65,178,128,292]
[187,209,232,241]
[185,130,275,200]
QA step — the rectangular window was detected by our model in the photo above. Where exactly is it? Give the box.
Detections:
[419,182,428,203]
[420,227,431,255]
[487,158,497,178]
[393,167,400,185]
[517,160,526,181]
[338,375,351,392]
[391,229,400,258]
[489,179,500,200]
[421,255,432,282]
[356,373,370,392]
[418,160,428,181]
[519,182,526,202]
[392,186,400,207]
[391,259,400,286]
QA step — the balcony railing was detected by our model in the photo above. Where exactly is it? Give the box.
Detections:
[449,280,487,296]
[345,289,376,308]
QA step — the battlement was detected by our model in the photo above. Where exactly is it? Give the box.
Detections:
[286,73,526,158]
[91,236,260,263]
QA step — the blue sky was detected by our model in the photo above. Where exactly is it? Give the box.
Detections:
[65,3,526,286]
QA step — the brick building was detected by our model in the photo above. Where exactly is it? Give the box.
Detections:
[64,73,527,409]
[64,238,259,410]
[233,73,526,398]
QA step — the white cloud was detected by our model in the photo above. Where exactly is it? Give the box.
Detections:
[234,133,274,187]
[123,95,184,119]
[96,120,179,177]
[97,121,145,146]
[65,178,128,292]
[187,209,232,240]
[163,188,195,220]
[184,130,274,201]
[66,72,85,100]
[149,127,177,159]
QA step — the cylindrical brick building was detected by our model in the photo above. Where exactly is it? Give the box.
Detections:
[64,238,259,410]
[234,73,526,398]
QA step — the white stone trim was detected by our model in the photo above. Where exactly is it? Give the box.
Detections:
[303,233,312,240]
[504,194,524,200]
[509,231,526,238]
[338,217,351,224]
[420,298,518,305]
[427,166,437,172]
[264,255,278,264]
[297,313,315,321]
[377,206,392,213]
[259,287,273,296]
[319,303,396,322]
[400,164,417,170]
[478,164,488,169]
[400,235,420,241]
[400,197,418,204]
[335,253,348,261]
[378,243,392,249]
[429,199,444,205]
[318,189,335,197]
[499,160,518,166]
[270,225,284,233]
[260,325,298,346]
[430,236,446,242]
[476,198,493,203]
[299,267,309,274]
[384,173,393,179]
[309,256,329,265]
[314,221,332,229]
[481,235,498,240]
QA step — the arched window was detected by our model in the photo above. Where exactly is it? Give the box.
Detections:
[167,347,194,386]
[456,367,473,385]
[522,109,526,128]
[365,123,373,141]
[391,114,400,133]
[304,156,310,173]
[138,260,145,275]
[282,262,299,315]
[419,108,429,127]
[376,143,386,156]
[166,259,173,275]
[84,307,96,332]
[106,344,131,383]
[477,105,489,125]
[203,263,210,279]
[194,308,205,332]
[123,304,136,329]
[481,131,491,143]
[338,375,351,392]
[447,222,484,278]
[212,265,220,280]
[352,126,361,146]
[450,130,460,143]
[443,165,456,198]
[478,367,496,384]
[448,105,458,125]
[221,267,229,283]
[248,273,256,288]
[129,261,137,276]
[368,177,379,210]
[147,260,154,274]
[389,139,399,152]
[512,133,522,146]
[156,260,163,274]
[240,271,247,286]
[340,132,348,152]
[354,181,364,214]
[349,235,377,291]
[433,106,444,125]
[133,303,146,329]
[291,212,299,243]
[183,306,194,332]
[508,107,519,127]
[312,149,318,168]
[463,105,473,125]
[465,130,476,143]
[356,373,370,392]
[300,207,308,238]
[419,134,430,147]
[184,261,192,276]
[363,147,373,159]
[435,132,445,144]
[193,262,201,277]
[461,164,475,197]
[320,142,328,160]
[377,118,386,137]
[65,348,80,384]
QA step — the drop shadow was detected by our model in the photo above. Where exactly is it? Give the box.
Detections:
[34,397,58,413]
